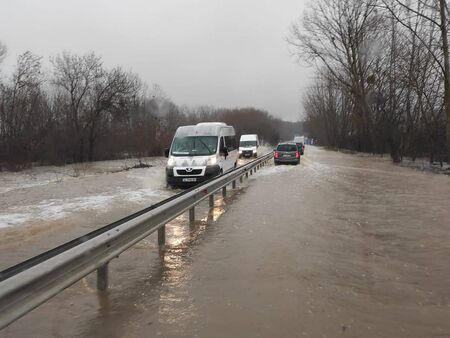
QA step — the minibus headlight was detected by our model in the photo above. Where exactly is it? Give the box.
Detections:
[167,157,175,166]
[207,157,217,165]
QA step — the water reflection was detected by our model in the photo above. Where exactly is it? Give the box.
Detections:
[78,190,236,337]
[202,197,226,223]
[155,197,230,333]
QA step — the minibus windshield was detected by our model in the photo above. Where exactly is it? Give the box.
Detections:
[171,136,218,156]
[240,141,257,147]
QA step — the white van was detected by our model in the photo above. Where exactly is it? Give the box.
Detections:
[293,135,305,144]
[239,134,259,158]
[165,122,239,187]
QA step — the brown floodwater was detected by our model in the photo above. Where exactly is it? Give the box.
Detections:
[1,146,450,338]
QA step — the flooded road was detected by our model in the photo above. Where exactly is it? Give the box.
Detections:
[2,146,450,337]
[0,157,172,270]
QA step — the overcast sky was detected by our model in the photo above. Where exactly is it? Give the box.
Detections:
[0,0,312,121]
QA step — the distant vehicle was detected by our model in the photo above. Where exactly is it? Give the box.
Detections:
[274,142,300,165]
[165,122,238,187]
[293,135,305,155]
[293,135,305,144]
[239,134,259,158]
[295,142,305,155]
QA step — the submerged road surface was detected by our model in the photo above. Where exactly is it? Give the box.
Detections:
[2,147,450,338]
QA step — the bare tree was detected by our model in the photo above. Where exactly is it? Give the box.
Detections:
[52,52,141,161]
[303,71,353,148]
[85,67,141,161]
[288,0,386,152]
[381,0,450,160]
[52,52,103,162]
[0,41,7,66]
[0,51,52,169]
[289,0,447,163]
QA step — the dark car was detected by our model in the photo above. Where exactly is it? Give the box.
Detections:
[274,142,300,165]
[295,142,305,155]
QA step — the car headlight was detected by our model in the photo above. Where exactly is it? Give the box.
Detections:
[167,157,175,166]
[207,157,217,165]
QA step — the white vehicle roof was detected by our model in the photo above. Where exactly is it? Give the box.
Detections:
[239,134,258,141]
[174,122,234,137]
[196,122,227,127]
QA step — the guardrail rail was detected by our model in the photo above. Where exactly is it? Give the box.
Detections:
[0,152,273,329]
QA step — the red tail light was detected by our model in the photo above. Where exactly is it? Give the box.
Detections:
[274,151,279,159]
[295,151,300,159]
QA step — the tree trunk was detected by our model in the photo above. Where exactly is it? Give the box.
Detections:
[78,134,85,163]
[430,136,435,164]
[88,125,96,162]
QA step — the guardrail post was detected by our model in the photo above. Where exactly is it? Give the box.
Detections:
[239,175,243,183]
[97,263,109,291]
[222,186,227,197]
[158,225,165,246]
[250,169,253,176]
[232,180,236,189]
[245,172,248,178]
[189,207,195,222]
[209,194,214,207]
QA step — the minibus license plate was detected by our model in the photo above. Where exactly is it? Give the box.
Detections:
[182,178,197,182]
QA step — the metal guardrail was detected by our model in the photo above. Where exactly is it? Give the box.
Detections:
[0,152,273,329]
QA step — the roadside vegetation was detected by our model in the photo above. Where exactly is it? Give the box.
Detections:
[0,45,301,171]
[288,0,449,165]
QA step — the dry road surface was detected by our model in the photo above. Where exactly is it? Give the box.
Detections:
[1,146,450,338]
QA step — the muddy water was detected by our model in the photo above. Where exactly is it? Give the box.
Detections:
[0,157,174,270]
[2,147,450,337]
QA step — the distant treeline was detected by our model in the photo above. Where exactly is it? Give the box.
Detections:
[0,48,301,171]
[288,0,449,164]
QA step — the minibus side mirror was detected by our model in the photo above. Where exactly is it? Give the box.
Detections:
[221,147,229,158]
[164,148,170,158]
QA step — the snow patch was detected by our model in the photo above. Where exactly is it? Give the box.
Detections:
[0,213,33,228]
[35,195,115,220]
[257,165,296,177]
[120,188,168,203]
[0,188,170,229]
[0,194,116,228]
